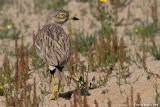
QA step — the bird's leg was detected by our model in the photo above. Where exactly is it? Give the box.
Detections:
[49,74,55,100]
[56,80,61,99]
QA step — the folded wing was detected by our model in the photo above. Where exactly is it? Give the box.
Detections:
[35,24,71,67]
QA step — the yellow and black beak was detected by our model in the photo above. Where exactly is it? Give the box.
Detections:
[68,16,79,21]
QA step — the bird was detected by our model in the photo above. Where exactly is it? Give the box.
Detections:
[35,9,79,100]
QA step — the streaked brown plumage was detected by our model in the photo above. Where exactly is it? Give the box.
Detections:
[35,9,71,80]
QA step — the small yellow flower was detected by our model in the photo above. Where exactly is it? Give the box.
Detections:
[24,23,27,26]
[140,27,143,30]
[82,16,85,20]
[75,77,79,81]
[100,0,107,2]
[0,26,3,29]
[0,86,3,90]
[75,30,79,34]
[134,29,138,33]
[88,62,91,64]
[7,22,12,29]
[8,22,12,26]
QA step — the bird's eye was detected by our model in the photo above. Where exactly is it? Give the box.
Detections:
[59,14,66,19]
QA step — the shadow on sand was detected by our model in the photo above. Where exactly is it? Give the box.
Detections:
[59,89,91,100]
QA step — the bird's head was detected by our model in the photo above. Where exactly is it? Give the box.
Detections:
[45,9,79,25]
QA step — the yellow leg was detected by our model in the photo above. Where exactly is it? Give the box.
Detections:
[49,75,55,100]
[56,80,61,99]
[62,83,65,92]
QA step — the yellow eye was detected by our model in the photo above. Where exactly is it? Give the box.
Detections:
[59,14,65,19]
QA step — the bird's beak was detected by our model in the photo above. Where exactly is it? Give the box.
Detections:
[68,16,79,21]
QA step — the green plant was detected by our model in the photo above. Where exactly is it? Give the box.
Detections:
[149,35,160,60]
[107,98,112,107]
[124,27,133,37]
[143,23,160,38]
[132,20,160,39]
[73,32,96,54]
[0,19,20,39]
[141,30,160,79]
[125,17,160,39]
[89,75,108,89]
[0,32,41,106]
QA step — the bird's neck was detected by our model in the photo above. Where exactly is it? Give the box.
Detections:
[45,22,63,27]
[45,19,64,27]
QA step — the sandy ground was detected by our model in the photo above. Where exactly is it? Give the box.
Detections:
[0,0,160,107]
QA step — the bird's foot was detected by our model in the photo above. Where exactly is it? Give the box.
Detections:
[49,95,55,100]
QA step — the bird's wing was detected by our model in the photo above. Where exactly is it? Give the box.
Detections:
[35,24,71,67]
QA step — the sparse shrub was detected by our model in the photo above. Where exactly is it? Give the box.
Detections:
[149,35,160,60]
[73,32,96,54]
[0,19,20,39]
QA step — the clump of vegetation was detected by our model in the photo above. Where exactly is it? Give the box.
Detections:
[149,35,160,60]
[125,86,142,107]
[0,19,20,39]
[0,25,42,106]
[73,32,96,54]
[34,0,69,12]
